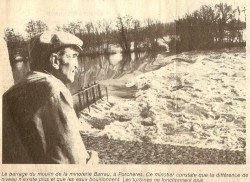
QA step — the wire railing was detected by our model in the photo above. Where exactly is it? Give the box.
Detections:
[73,82,108,114]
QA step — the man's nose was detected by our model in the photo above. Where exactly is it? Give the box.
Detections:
[74,58,79,69]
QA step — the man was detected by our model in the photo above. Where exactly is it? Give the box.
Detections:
[2,31,98,164]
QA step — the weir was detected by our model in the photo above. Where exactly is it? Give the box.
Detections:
[73,82,108,114]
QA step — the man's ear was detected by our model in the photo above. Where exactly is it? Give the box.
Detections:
[50,53,60,70]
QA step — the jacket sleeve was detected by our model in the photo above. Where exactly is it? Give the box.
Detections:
[33,91,89,164]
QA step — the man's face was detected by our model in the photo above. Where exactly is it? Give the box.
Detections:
[57,47,79,84]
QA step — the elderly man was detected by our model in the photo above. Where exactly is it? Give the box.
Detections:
[2,31,98,164]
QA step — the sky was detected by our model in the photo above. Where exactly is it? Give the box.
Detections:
[0,0,246,37]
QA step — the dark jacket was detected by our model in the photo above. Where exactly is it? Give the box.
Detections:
[2,71,88,164]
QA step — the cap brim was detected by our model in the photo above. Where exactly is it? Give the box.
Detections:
[53,44,83,53]
[60,44,82,52]
[74,45,83,52]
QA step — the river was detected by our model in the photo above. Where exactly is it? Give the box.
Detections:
[11,51,171,95]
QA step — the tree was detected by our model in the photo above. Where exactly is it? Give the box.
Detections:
[131,19,141,51]
[62,21,82,35]
[25,20,48,38]
[172,3,245,52]
[215,3,234,44]
[227,18,238,43]
[242,7,246,22]
[55,25,62,31]
[83,22,95,53]
[4,28,24,42]
[102,20,112,53]
[116,15,133,52]
[4,28,25,61]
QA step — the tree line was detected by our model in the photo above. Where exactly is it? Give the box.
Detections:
[4,16,175,62]
[169,3,246,52]
[50,15,176,54]
[4,3,246,62]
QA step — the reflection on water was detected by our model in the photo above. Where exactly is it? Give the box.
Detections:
[11,52,169,94]
[69,52,159,93]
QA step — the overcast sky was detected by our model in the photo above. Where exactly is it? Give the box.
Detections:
[0,0,246,37]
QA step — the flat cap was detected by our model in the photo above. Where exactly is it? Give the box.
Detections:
[28,31,83,59]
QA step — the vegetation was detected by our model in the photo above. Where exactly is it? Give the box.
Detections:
[57,15,175,54]
[4,28,26,63]
[170,3,246,52]
[3,3,246,62]
[25,20,48,38]
[4,16,175,61]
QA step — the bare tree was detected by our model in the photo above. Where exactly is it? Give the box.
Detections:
[172,3,245,52]
[25,20,48,38]
[242,7,246,23]
[83,22,95,54]
[4,28,24,42]
[62,21,82,35]
[131,19,141,51]
[116,15,133,53]
[102,20,112,53]
[55,25,62,31]
[4,28,26,61]
[215,3,234,44]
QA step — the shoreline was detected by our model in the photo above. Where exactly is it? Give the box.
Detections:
[81,134,246,164]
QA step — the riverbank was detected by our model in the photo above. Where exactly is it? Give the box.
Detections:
[81,134,245,164]
[78,47,246,158]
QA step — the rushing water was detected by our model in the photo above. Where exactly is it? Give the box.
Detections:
[11,52,171,94]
